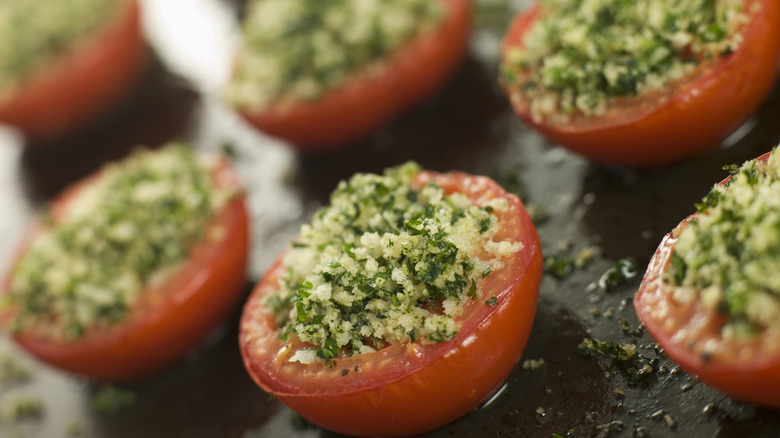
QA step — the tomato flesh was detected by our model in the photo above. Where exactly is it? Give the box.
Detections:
[0,0,147,142]
[239,171,542,436]
[2,155,250,382]
[500,0,780,167]
[634,151,780,407]
[234,0,471,151]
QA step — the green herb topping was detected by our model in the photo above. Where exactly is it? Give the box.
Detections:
[0,0,118,92]
[266,162,523,363]
[225,0,444,110]
[666,146,780,339]
[3,143,233,340]
[501,0,745,123]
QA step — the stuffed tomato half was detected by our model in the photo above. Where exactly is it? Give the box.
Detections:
[239,163,543,436]
[0,0,147,141]
[1,143,249,381]
[499,0,780,166]
[635,144,780,407]
[224,0,471,151]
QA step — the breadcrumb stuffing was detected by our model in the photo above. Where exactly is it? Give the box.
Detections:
[667,145,780,338]
[266,162,522,362]
[501,0,746,123]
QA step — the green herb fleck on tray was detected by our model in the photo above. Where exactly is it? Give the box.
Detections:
[521,358,546,371]
[544,254,574,279]
[578,338,655,383]
[0,353,32,388]
[91,385,136,416]
[5,396,44,422]
[598,258,637,291]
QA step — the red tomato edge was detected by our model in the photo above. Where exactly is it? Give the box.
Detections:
[500,0,780,166]
[634,150,780,407]
[235,0,472,151]
[2,156,250,382]
[239,171,543,436]
[0,0,148,142]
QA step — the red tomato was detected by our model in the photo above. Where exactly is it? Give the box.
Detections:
[234,0,471,151]
[634,150,780,407]
[0,0,147,142]
[500,0,780,167]
[239,170,543,436]
[1,152,250,382]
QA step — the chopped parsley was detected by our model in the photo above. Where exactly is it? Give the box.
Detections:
[665,145,780,339]
[2,144,233,340]
[225,0,444,110]
[0,0,118,92]
[501,0,746,123]
[267,162,523,363]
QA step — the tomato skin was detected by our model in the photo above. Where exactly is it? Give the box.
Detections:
[239,171,542,436]
[633,151,780,407]
[234,0,471,151]
[500,0,780,167]
[0,0,147,142]
[2,155,250,382]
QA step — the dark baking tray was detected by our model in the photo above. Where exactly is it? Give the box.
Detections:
[1,1,779,436]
